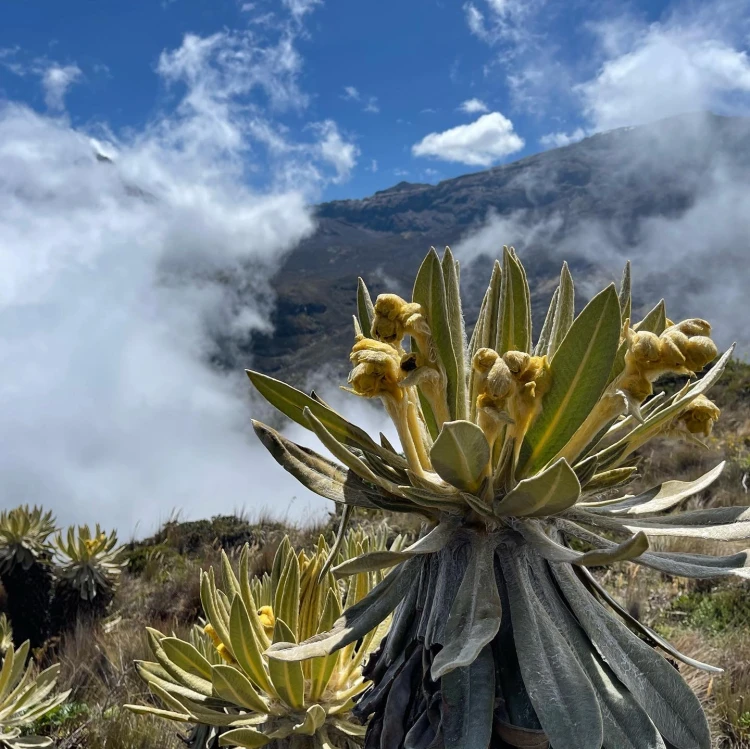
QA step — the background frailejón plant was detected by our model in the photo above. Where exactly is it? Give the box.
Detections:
[0,507,56,649]
[52,524,125,629]
[128,527,403,748]
[248,245,744,749]
[0,641,70,748]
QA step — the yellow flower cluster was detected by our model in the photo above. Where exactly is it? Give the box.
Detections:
[620,319,718,404]
[473,348,551,459]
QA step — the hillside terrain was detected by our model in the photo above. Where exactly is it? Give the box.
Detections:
[242,111,750,384]
[16,358,750,748]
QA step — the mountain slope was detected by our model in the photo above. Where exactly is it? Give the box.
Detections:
[244,112,750,383]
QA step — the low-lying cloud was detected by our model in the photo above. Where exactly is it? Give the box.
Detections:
[0,13,362,537]
[454,115,750,358]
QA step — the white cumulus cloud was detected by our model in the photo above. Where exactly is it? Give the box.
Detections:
[412,112,524,166]
[459,98,489,114]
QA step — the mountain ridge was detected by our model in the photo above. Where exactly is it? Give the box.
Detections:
[242,111,750,383]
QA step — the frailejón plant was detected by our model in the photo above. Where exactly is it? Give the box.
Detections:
[52,524,125,627]
[0,507,56,649]
[128,527,402,748]
[0,641,70,748]
[248,246,741,749]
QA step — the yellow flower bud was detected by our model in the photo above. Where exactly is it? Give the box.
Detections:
[676,395,720,438]
[683,336,718,373]
[371,293,409,344]
[258,605,276,636]
[348,337,404,400]
[629,331,661,366]
[472,347,499,376]
[503,350,531,376]
[659,332,688,369]
[670,319,711,337]
[216,644,235,664]
[371,294,430,349]
[204,623,221,647]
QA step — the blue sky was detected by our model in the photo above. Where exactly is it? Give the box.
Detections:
[4,0,748,201]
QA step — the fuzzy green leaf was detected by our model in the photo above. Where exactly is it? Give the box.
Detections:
[211,665,269,714]
[497,246,531,356]
[218,728,270,748]
[618,261,631,324]
[229,597,274,695]
[633,299,667,334]
[548,262,575,360]
[266,560,417,662]
[499,549,603,749]
[442,248,468,420]
[588,461,725,516]
[517,521,648,567]
[332,519,457,577]
[527,554,665,749]
[267,619,305,709]
[520,285,621,476]
[534,286,559,358]
[552,561,711,749]
[273,550,300,639]
[161,638,213,682]
[431,532,502,678]
[247,371,406,469]
[493,458,580,518]
[413,248,460,421]
[292,704,326,736]
[430,420,490,494]
[441,645,495,749]
[357,277,375,335]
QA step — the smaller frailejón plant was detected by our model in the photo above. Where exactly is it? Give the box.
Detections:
[52,524,125,627]
[0,506,56,649]
[128,528,403,748]
[0,641,70,749]
[247,246,742,749]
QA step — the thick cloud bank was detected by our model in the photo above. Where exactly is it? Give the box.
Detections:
[455,113,750,357]
[0,21,365,536]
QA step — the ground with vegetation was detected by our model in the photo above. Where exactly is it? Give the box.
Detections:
[5,359,749,748]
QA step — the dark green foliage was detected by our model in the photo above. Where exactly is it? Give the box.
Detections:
[1,555,53,649]
[669,586,750,634]
[132,515,295,557]
[51,578,115,633]
[21,701,89,737]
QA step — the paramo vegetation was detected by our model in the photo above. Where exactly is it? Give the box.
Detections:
[2,246,750,748]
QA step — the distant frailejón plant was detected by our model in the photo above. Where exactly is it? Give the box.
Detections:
[248,246,742,749]
[0,506,56,649]
[128,528,403,748]
[0,641,70,748]
[52,524,125,628]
